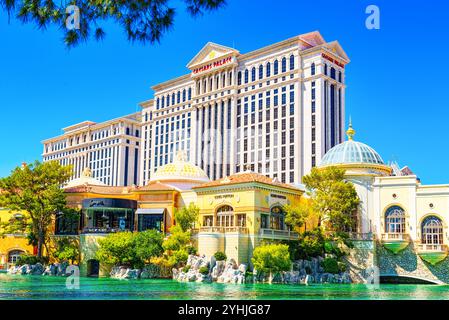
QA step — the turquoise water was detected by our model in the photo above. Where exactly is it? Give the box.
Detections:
[1,273,449,300]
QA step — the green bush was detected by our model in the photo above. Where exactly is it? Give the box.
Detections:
[16,254,48,266]
[96,230,164,269]
[199,266,209,275]
[251,244,291,276]
[214,251,227,261]
[296,228,325,259]
[186,245,197,255]
[182,265,191,273]
[321,257,339,274]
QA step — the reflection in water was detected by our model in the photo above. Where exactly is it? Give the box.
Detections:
[1,273,449,300]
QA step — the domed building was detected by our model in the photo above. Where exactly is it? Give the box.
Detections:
[149,151,210,190]
[319,122,449,278]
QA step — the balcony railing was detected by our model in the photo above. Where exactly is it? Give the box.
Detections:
[82,227,131,234]
[259,228,299,240]
[199,226,248,233]
[381,233,410,241]
[416,244,448,253]
[348,232,374,241]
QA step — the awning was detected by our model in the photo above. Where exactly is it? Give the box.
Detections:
[136,208,166,215]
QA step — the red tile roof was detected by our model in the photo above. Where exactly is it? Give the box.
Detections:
[192,172,302,192]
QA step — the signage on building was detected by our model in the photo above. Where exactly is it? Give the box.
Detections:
[215,194,234,200]
[322,53,345,68]
[192,56,234,75]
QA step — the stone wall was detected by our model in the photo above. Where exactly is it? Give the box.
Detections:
[377,243,449,284]
[344,240,376,283]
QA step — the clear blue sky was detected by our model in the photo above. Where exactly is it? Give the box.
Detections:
[1,0,448,184]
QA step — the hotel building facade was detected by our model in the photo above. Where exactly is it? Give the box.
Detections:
[43,31,349,187]
[42,113,142,187]
[140,31,349,186]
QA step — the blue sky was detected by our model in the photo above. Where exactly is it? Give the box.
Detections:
[1,0,448,184]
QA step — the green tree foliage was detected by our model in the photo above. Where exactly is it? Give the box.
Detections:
[96,230,163,269]
[296,228,325,260]
[284,203,311,232]
[161,225,191,267]
[302,166,360,234]
[0,0,227,48]
[321,257,339,274]
[251,244,291,281]
[0,161,73,258]
[174,202,199,232]
[52,237,80,264]
[0,211,30,237]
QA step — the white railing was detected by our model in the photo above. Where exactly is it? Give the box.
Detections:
[348,232,373,241]
[199,226,248,233]
[381,233,410,241]
[416,244,447,253]
[259,228,299,239]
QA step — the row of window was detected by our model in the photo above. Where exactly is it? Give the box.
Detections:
[156,88,193,110]
[237,55,295,86]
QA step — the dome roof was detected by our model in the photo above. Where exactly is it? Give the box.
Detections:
[64,167,106,189]
[319,122,385,167]
[151,151,210,183]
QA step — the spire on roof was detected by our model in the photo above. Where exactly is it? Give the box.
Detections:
[346,116,356,141]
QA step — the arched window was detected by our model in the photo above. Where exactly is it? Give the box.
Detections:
[273,59,279,75]
[259,65,263,80]
[209,78,213,91]
[166,95,170,107]
[203,79,207,93]
[281,57,287,73]
[237,71,242,85]
[171,93,175,105]
[156,97,160,109]
[251,67,256,82]
[422,216,443,245]
[177,91,180,104]
[228,71,232,86]
[216,205,234,227]
[188,87,192,100]
[182,89,186,102]
[216,75,219,90]
[244,69,249,84]
[266,62,271,77]
[8,250,24,264]
[385,206,406,233]
[311,63,316,76]
[338,71,342,83]
[270,206,285,230]
[289,54,295,70]
[324,64,328,75]
[161,96,165,108]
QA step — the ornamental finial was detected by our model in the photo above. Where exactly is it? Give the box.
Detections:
[346,117,356,141]
[176,150,187,162]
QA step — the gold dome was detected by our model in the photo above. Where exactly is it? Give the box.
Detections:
[151,151,210,183]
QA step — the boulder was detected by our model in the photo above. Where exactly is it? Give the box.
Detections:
[30,263,44,275]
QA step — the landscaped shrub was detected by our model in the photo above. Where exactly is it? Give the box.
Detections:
[16,254,48,266]
[186,245,197,255]
[199,266,209,275]
[182,265,191,273]
[296,228,325,259]
[214,251,227,261]
[251,244,292,279]
[321,257,339,274]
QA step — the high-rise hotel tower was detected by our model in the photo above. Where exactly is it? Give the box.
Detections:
[43,31,349,187]
[140,31,349,185]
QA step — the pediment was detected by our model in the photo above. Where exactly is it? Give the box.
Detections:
[187,42,239,70]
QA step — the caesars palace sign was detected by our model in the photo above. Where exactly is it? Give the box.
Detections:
[192,56,234,75]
